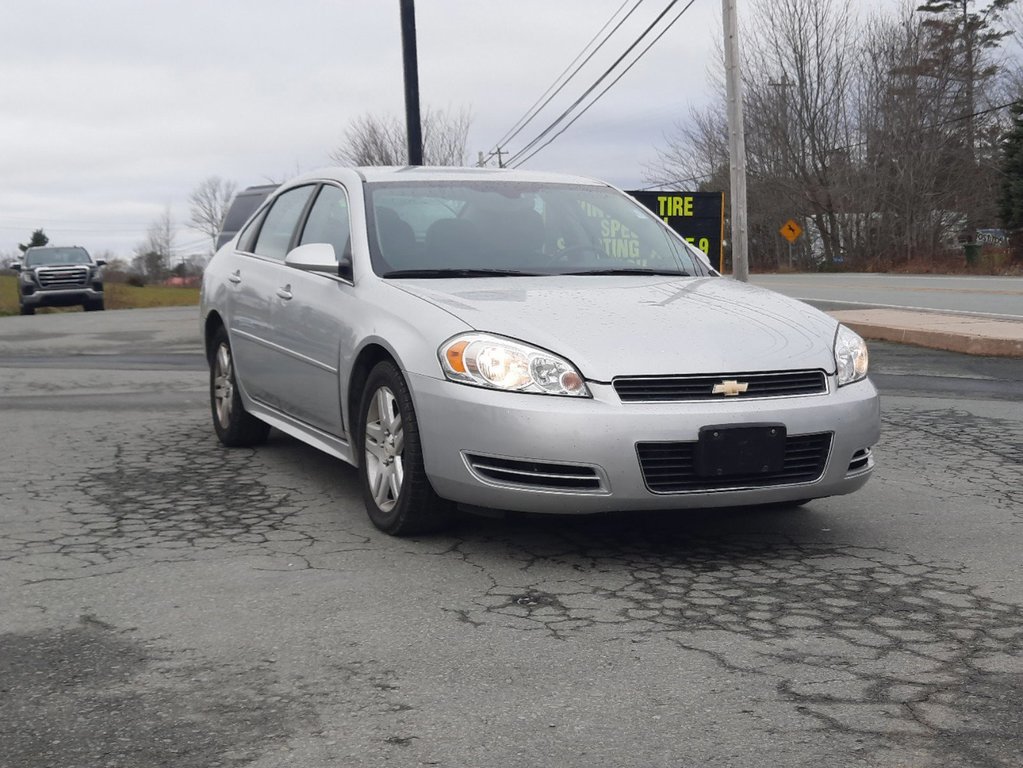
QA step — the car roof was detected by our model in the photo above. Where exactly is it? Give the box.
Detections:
[285,165,610,188]
[236,183,279,195]
[24,245,88,253]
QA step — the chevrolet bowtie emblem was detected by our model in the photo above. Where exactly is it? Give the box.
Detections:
[712,379,749,396]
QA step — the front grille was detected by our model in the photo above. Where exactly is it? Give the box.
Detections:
[464,453,604,492]
[36,266,89,288]
[613,370,827,402]
[636,432,832,493]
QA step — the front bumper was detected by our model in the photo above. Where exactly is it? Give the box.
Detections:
[20,286,104,308]
[410,372,880,514]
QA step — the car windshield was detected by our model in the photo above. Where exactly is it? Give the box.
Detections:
[24,247,91,267]
[365,181,704,278]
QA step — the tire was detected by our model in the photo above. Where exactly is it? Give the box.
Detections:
[84,298,105,312]
[19,303,35,316]
[358,360,453,536]
[209,326,270,447]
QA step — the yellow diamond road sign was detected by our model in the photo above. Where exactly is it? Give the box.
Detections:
[780,218,803,243]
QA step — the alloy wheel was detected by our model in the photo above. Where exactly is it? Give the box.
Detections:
[363,385,405,512]
[213,343,234,427]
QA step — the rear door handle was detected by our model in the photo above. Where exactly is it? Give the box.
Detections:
[228,270,242,284]
[276,284,293,300]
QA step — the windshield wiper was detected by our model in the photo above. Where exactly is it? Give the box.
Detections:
[382,268,541,278]
[561,268,690,277]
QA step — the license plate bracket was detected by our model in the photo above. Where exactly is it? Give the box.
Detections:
[695,424,787,478]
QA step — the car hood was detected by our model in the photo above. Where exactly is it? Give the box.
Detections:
[392,275,839,381]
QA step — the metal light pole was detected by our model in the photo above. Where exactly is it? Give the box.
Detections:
[399,0,423,166]
[723,0,749,281]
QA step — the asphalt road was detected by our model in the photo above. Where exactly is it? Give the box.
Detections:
[1,309,1021,768]
[751,273,1023,319]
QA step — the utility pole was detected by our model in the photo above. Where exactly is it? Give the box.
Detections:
[723,0,749,281]
[399,0,423,166]
[476,147,507,168]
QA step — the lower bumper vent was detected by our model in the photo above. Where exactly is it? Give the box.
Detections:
[847,448,872,473]
[464,454,605,492]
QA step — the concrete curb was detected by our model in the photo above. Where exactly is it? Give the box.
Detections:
[829,309,1023,358]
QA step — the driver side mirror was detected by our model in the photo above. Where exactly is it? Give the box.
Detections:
[284,242,349,280]
[10,263,21,272]
[95,259,107,267]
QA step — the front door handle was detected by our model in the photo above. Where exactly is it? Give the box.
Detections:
[228,270,242,284]
[276,284,293,300]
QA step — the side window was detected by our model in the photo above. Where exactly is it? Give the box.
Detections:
[253,185,316,260]
[299,185,351,261]
[237,206,269,253]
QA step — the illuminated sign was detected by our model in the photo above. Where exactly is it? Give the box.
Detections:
[628,191,725,270]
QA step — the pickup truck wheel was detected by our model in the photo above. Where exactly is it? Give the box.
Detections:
[358,360,453,536]
[84,299,105,312]
[19,304,34,316]
[209,327,270,447]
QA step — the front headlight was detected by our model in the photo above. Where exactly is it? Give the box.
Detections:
[19,270,35,284]
[834,324,869,386]
[439,333,590,397]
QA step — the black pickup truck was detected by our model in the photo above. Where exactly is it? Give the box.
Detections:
[14,245,106,315]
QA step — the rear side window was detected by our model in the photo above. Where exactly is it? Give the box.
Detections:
[299,185,351,261]
[252,185,316,261]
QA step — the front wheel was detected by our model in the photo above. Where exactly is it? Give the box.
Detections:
[209,326,270,447]
[358,360,453,536]
[19,303,34,316]
[84,298,105,312]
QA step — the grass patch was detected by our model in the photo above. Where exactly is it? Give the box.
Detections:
[0,275,200,317]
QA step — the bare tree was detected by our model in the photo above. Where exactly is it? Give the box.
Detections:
[188,176,237,253]
[650,0,859,269]
[133,206,175,281]
[649,0,1019,271]
[330,106,472,166]
[647,103,729,190]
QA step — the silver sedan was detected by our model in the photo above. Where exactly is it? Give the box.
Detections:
[201,167,879,535]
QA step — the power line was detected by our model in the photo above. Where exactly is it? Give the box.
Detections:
[487,0,641,161]
[503,0,686,168]
[0,224,149,234]
[509,0,697,168]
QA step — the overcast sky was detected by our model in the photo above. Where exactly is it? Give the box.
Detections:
[1,0,902,259]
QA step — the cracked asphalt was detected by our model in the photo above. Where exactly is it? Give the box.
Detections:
[1,309,1021,768]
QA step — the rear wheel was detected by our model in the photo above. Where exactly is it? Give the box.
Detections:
[209,326,270,447]
[358,360,453,536]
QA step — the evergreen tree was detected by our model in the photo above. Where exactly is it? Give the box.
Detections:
[18,228,49,252]
[998,103,1023,259]
[916,0,1016,234]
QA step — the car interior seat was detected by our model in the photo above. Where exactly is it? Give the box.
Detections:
[425,218,483,268]
[375,207,417,270]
